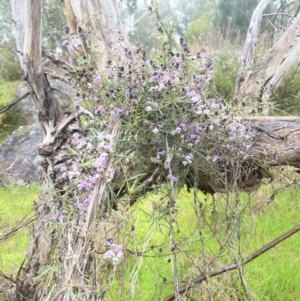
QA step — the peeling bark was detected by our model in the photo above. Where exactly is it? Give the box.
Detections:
[236,0,300,113]
[250,118,300,168]
[61,0,129,70]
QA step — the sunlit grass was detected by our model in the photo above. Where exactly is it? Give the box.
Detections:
[107,184,300,301]
[0,186,39,275]
[1,183,300,300]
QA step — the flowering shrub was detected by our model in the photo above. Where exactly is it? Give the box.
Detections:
[59,18,254,213]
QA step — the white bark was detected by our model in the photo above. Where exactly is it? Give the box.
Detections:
[62,0,129,70]
[236,1,300,115]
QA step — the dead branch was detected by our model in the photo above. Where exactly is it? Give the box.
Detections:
[263,12,294,18]
[42,47,72,70]
[0,215,36,243]
[239,0,271,70]
[0,92,30,115]
[44,68,71,84]
[164,223,300,301]
[236,11,300,106]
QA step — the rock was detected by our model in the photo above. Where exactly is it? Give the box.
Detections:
[0,121,43,185]
[0,80,73,185]
[0,85,42,185]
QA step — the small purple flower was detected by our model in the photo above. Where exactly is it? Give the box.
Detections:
[167,174,178,182]
[212,154,220,162]
[103,250,115,259]
[93,71,101,83]
[77,203,85,210]
[72,36,81,47]
[77,138,87,149]
[88,176,97,185]
[114,245,123,254]
[60,165,67,172]
[78,180,93,190]
[94,153,108,168]
[83,196,91,206]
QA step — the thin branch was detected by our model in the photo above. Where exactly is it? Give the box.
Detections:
[44,68,71,84]
[243,116,299,122]
[263,13,294,18]
[0,215,36,243]
[42,47,72,70]
[164,224,300,301]
[0,271,16,284]
[0,92,30,114]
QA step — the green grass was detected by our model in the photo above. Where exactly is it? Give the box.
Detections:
[0,186,39,275]
[242,186,300,301]
[1,184,300,300]
[106,185,300,301]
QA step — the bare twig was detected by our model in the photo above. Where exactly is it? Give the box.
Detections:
[42,47,72,70]
[44,68,71,84]
[164,223,300,301]
[263,12,294,18]
[243,116,299,122]
[0,92,30,114]
[0,215,36,243]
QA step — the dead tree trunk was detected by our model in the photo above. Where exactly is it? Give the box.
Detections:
[235,0,300,115]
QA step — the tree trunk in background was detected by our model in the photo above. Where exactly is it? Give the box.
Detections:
[62,0,129,70]
[235,0,300,115]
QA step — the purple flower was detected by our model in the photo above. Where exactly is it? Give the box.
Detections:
[77,203,85,210]
[94,153,108,168]
[77,138,87,149]
[93,71,101,83]
[167,174,178,182]
[68,57,74,65]
[72,36,81,47]
[103,250,115,259]
[95,105,106,115]
[212,154,220,162]
[83,196,91,206]
[88,176,97,185]
[114,245,123,254]
[60,165,67,172]
[78,180,93,190]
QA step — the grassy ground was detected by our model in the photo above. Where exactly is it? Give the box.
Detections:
[107,183,300,301]
[0,186,39,275]
[1,183,300,301]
